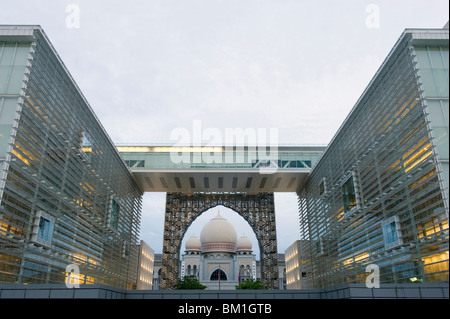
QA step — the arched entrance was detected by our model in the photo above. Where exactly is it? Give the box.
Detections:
[210,268,227,281]
[160,192,278,289]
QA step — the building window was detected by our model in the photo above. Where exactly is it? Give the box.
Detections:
[122,240,130,258]
[38,217,54,242]
[315,236,325,255]
[342,175,356,213]
[381,216,403,249]
[319,178,326,196]
[80,131,92,159]
[109,198,120,229]
[210,269,227,281]
[33,211,55,247]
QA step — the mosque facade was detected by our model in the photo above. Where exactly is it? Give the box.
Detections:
[180,212,257,289]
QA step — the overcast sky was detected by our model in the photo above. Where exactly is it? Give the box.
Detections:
[1,0,448,255]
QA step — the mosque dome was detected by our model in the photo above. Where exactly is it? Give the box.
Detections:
[185,234,201,251]
[236,234,252,252]
[200,211,237,252]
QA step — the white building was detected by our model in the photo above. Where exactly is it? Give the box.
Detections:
[285,240,311,289]
[181,211,257,289]
[136,240,154,290]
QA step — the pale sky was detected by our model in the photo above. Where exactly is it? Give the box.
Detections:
[1,0,448,255]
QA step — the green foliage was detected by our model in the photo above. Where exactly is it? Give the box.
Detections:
[174,275,207,290]
[235,279,266,290]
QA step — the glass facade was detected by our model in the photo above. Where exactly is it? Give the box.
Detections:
[118,145,324,170]
[1,24,447,292]
[0,26,142,288]
[297,29,449,288]
[415,45,449,202]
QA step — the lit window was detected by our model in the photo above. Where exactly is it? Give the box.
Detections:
[80,131,92,159]
[342,175,356,213]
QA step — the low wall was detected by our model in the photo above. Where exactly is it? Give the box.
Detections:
[0,282,448,299]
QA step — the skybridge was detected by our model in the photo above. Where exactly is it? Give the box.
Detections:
[118,145,325,193]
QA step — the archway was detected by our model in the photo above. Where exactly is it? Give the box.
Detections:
[160,192,278,289]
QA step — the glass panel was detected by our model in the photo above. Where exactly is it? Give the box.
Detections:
[0,43,29,94]
[0,65,10,93]
[0,97,19,124]
[427,100,446,126]
[415,48,431,68]
[319,180,325,196]
[434,69,449,97]
[0,44,15,65]
[110,199,120,229]
[419,69,438,96]
[0,124,12,157]
[37,217,54,243]
[427,99,449,160]
[342,176,356,213]
[6,65,26,94]
[382,221,398,245]
[415,46,450,98]
[428,47,446,69]
[12,44,30,65]
[433,127,449,159]
[81,132,92,159]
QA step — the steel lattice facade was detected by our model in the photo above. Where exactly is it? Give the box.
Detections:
[161,192,278,289]
[0,26,142,289]
[297,29,449,288]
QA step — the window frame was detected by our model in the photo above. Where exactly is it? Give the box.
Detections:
[32,210,55,247]
[381,215,403,250]
[108,197,120,230]
[341,172,359,214]
[80,131,93,161]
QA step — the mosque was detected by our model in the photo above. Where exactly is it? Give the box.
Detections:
[181,211,258,289]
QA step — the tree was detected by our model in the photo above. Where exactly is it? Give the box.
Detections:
[174,275,207,290]
[235,279,265,290]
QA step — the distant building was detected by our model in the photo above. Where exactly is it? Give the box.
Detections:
[135,240,154,290]
[181,211,257,289]
[152,253,163,290]
[285,241,301,289]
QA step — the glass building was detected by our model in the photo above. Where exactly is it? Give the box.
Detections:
[0,24,448,292]
[297,27,449,288]
[0,26,142,289]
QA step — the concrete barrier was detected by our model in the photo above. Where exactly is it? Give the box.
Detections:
[0,282,448,299]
